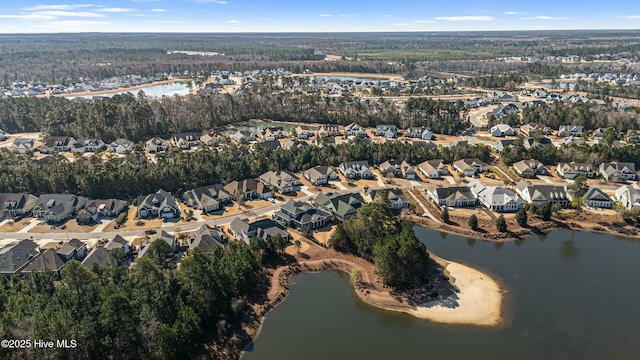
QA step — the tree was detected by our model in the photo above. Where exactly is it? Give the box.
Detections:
[496,214,507,232]
[516,208,528,227]
[541,204,553,221]
[468,214,479,230]
[441,207,450,224]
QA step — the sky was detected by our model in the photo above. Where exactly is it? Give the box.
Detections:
[1,1,640,33]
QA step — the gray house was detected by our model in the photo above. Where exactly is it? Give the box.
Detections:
[304,166,338,186]
[145,137,169,153]
[108,138,135,154]
[557,162,596,180]
[599,162,637,182]
[182,184,232,213]
[515,181,569,208]
[0,239,40,277]
[259,170,301,194]
[339,160,374,180]
[136,189,181,220]
[274,200,331,230]
[32,194,88,223]
[21,249,66,277]
[426,184,477,208]
[314,192,365,221]
[77,199,128,224]
[513,159,547,178]
[56,238,88,262]
[190,224,225,253]
[0,193,38,219]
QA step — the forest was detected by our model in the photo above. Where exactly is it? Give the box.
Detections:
[0,235,288,360]
[0,140,492,199]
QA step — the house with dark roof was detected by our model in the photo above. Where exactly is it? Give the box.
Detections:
[599,162,637,183]
[314,192,365,221]
[426,184,477,208]
[232,130,256,143]
[56,238,87,262]
[515,181,569,208]
[0,193,37,219]
[339,160,374,180]
[407,126,433,140]
[229,218,257,243]
[40,136,76,153]
[257,140,281,151]
[375,125,398,138]
[344,123,366,137]
[303,165,338,186]
[557,125,584,138]
[173,133,200,150]
[22,249,66,277]
[513,159,547,178]
[77,199,128,224]
[71,138,107,153]
[259,170,301,194]
[363,188,409,210]
[578,188,614,209]
[522,137,552,150]
[12,138,35,153]
[145,137,169,153]
[0,239,39,277]
[224,179,273,200]
[136,189,181,220]
[32,194,88,223]
[81,247,111,268]
[190,224,225,253]
[418,160,449,179]
[490,124,516,137]
[273,200,331,230]
[251,218,290,242]
[108,138,135,154]
[182,184,232,213]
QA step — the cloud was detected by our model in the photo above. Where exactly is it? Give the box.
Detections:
[32,11,106,18]
[228,19,240,23]
[21,4,95,11]
[46,20,112,26]
[435,16,494,21]
[0,13,58,20]
[524,16,571,20]
[504,11,524,15]
[318,14,333,17]
[379,14,391,18]
[151,8,167,12]
[96,7,136,13]
[412,20,437,24]
[620,15,640,19]
[339,14,357,17]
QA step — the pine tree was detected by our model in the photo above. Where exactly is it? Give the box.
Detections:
[496,214,507,232]
[468,214,479,230]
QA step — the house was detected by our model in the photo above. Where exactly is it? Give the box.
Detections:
[145,137,169,153]
[344,123,366,137]
[229,218,257,243]
[105,235,132,256]
[0,239,39,277]
[375,125,398,138]
[317,125,341,137]
[614,186,640,210]
[407,126,433,140]
[200,132,225,146]
[295,126,315,139]
[522,137,552,150]
[494,139,515,152]
[12,138,35,153]
[273,200,331,230]
[469,180,524,212]
[81,247,111,268]
[263,127,286,141]
[513,159,547,178]
[190,224,225,253]
[314,192,365,221]
[0,193,38,219]
[519,123,551,137]
[182,184,232,213]
[259,170,301,194]
[151,230,177,250]
[251,219,290,242]
[77,199,128,224]
[21,249,66,277]
[563,136,586,147]
[599,162,637,182]
[487,104,520,119]
[232,130,256,142]
[224,179,272,200]
[339,160,375,179]
[556,162,596,180]
[40,136,76,153]
[449,140,469,149]
[418,160,450,179]
[108,139,135,154]
[173,133,200,150]
[136,189,181,220]
[490,124,516,137]
[453,158,489,177]
[71,138,107,153]
[283,139,308,150]
[303,165,338,186]
[363,188,409,210]
[515,180,569,208]
[378,160,416,179]
[580,188,614,209]
[557,125,584,137]
[426,184,477,208]
[56,238,87,262]
[32,194,88,223]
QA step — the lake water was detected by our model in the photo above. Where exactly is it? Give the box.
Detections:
[244,228,640,360]
[69,81,195,99]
